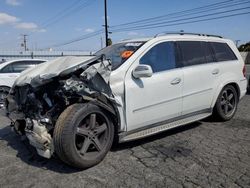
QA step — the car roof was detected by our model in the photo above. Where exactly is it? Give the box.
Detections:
[121,33,228,44]
[0,59,47,69]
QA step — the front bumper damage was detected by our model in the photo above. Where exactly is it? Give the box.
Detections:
[5,55,119,158]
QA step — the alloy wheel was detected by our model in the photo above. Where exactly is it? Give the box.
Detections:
[75,113,109,159]
[220,88,236,117]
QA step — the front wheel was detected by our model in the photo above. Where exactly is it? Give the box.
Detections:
[53,103,114,169]
[213,85,238,121]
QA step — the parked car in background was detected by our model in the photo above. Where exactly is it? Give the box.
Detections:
[0,59,47,107]
[5,32,247,169]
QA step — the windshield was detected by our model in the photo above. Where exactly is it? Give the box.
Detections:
[95,42,145,70]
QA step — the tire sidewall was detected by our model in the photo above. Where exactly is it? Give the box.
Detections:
[215,85,238,121]
[57,103,114,168]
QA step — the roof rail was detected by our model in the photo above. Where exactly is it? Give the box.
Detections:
[154,31,223,38]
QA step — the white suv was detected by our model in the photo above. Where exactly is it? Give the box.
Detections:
[5,33,247,169]
[0,59,47,106]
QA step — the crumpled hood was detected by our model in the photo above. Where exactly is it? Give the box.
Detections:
[14,56,103,87]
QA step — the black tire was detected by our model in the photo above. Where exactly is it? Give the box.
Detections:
[213,85,238,121]
[0,86,10,107]
[53,103,114,169]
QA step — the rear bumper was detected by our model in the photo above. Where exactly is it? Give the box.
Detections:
[239,78,248,99]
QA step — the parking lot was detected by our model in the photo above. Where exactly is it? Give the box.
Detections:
[0,94,249,188]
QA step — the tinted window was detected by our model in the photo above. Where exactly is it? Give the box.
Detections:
[140,42,176,73]
[0,64,13,73]
[177,41,206,66]
[95,42,145,70]
[204,42,215,63]
[211,42,237,61]
[11,61,38,73]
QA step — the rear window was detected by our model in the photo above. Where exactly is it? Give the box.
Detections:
[211,42,237,62]
[177,41,206,66]
[95,42,145,70]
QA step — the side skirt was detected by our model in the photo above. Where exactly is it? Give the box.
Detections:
[119,109,212,143]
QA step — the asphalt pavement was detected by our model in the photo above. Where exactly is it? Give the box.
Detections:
[0,95,250,188]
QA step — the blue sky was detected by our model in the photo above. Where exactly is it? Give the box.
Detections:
[0,0,249,51]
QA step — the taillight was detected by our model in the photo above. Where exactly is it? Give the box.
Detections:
[243,65,246,77]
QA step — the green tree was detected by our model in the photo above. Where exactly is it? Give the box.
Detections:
[238,42,250,52]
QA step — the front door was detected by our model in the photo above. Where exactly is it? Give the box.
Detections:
[124,41,183,131]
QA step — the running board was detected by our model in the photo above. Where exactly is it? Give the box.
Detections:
[119,111,211,143]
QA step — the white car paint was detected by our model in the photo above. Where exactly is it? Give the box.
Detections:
[109,34,247,133]
[0,59,47,88]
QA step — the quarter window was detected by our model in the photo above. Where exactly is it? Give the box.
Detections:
[177,41,206,66]
[211,42,237,61]
[140,42,176,73]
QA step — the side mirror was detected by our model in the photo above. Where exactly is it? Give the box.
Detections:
[132,64,153,78]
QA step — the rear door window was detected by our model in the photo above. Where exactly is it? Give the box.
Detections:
[140,42,177,73]
[177,41,206,67]
[204,42,216,63]
[211,42,237,61]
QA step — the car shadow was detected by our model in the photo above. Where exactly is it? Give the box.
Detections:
[0,121,201,172]
[111,121,201,151]
[0,125,81,173]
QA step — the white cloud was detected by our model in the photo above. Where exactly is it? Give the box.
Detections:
[15,22,38,30]
[6,0,21,6]
[127,32,139,36]
[84,28,95,33]
[0,12,45,32]
[0,12,19,24]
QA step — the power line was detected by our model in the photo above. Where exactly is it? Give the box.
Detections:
[45,1,250,48]
[111,0,250,29]
[46,29,104,49]
[111,6,250,32]
[41,0,96,29]
[110,0,239,28]
[112,11,250,33]
[40,0,83,27]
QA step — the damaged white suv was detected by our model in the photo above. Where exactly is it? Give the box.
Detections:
[5,32,247,169]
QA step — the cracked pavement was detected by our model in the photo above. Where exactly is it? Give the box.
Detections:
[0,95,250,188]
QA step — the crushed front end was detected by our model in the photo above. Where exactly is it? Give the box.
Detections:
[5,55,118,158]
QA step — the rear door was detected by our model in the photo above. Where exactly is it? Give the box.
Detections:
[125,41,183,131]
[177,41,219,115]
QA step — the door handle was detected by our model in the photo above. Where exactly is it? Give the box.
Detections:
[171,78,181,85]
[212,69,220,75]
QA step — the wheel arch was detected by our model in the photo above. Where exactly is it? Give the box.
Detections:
[87,98,121,135]
[211,81,241,108]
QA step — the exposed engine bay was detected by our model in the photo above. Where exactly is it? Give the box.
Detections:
[5,55,119,158]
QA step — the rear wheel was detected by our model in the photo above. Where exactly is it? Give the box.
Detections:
[53,103,114,169]
[213,85,238,121]
[0,86,10,108]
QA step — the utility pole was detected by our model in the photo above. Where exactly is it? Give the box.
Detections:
[104,0,109,47]
[235,40,241,48]
[21,34,28,51]
[101,37,103,49]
